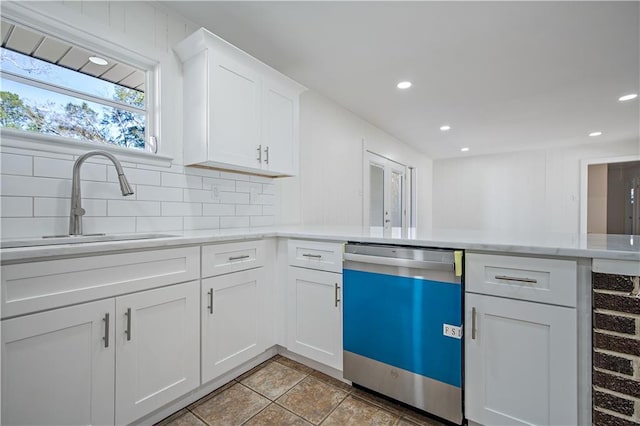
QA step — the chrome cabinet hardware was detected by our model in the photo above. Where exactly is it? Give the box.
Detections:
[494,275,537,284]
[207,288,214,314]
[302,253,322,259]
[264,146,269,164]
[125,308,132,341]
[256,145,262,163]
[471,307,477,340]
[103,313,110,348]
[229,255,250,261]
[334,283,341,307]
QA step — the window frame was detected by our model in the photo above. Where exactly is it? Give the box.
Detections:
[0,2,171,166]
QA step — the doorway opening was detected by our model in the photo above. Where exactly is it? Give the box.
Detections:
[583,156,640,235]
[363,151,416,236]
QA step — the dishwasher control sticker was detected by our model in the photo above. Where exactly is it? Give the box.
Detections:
[443,324,462,339]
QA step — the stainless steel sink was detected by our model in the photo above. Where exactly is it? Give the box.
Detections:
[1,233,180,249]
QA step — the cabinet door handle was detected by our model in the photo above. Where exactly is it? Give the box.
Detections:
[494,275,537,284]
[103,313,110,348]
[302,253,322,259]
[207,288,214,315]
[229,255,250,261]
[471,307,477,340]
[264,146,269,164]
[125,308,132,341]
[257,145,262,163]
[334,283,341,307]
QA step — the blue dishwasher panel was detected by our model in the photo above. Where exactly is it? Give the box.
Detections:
[343,268,462,388]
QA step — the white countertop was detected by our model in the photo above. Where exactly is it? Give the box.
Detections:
[1,226,639,263]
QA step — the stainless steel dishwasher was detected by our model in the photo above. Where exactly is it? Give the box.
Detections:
[343,243,463,425]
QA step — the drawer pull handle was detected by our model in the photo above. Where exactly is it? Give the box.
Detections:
[207,288,214,315]
[471,307,477,340]
[302,253,322,259]
[494,275,537,284]
[125,308,132,341]
[103,313,110,348]
[229,255,250,261]
[335,283,341,307]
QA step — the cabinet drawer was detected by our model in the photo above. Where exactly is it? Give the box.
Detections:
[1,247,200,318]
[202,240,265,277]
[466,252,577,307]
[288,240,344,273]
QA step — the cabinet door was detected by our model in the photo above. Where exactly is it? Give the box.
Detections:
[210,51,262,170]
[115,281,200,425]
[287,267,342,370]
[2,299,115,426]
[465,293,577,426]
[262,79,299,176]
[201,268,267,383]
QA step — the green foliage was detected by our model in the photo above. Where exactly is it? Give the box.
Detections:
[0,91,31,129]
[0,87,146,149]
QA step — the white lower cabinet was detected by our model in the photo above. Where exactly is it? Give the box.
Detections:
[1,281,200,426]
[287,266,342,369]
[201,268,268,382]
[115,281,200,425]
[2,299,115,426]
[465,293,577,426]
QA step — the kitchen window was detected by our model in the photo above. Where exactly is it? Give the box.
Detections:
[0,20,156,153]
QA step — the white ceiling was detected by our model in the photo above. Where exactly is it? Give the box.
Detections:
[162,1,640,159]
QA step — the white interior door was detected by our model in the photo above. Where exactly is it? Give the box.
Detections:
[365,151,407,235]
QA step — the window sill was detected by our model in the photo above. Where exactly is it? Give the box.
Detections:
[0,129,173,167]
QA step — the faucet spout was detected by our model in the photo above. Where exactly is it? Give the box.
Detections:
[69,151,134,236]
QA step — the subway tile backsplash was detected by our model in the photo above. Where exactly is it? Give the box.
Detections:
[0,148,277,238]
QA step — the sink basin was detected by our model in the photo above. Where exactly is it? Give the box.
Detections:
[1,233,180,249]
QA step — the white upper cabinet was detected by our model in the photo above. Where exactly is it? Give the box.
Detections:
[175,28,305,177]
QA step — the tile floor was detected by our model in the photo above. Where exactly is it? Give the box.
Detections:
[156,355,446,426]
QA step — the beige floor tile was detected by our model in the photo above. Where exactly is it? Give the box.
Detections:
[277,376,348,424]
[155,409,207,426]
[244,403,313,426]
[350,388,406,417]
[321,395,398,426]
[241,361,307,400]
[310,370,352,393]
[395,419,419,426]
[235,358,275,382]
[191,383,269,425]
[275,356,316,374]
[186,380,236,411]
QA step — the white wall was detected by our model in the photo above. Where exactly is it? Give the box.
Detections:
[0,1,277,238]
[1,1,428,238]
[432,139,639,233]
[276,91,433,232]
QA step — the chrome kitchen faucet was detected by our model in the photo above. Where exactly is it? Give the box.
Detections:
[69,151,134,235]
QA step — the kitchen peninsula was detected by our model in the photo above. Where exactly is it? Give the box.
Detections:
[1,227,637,425]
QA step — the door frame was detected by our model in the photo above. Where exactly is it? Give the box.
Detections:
[363,150,410,234]
[580,154,640,234]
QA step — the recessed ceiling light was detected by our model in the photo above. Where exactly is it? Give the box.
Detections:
[618,93,638,102]
[589,131,603,137]
[461,147,470,152]
[440,125,451,131]
[397,81,412,89]
[89,56,108,66]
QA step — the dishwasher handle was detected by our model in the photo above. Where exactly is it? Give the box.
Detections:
[343,252,454,272]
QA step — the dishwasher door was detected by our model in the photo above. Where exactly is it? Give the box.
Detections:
[343,243,463,425]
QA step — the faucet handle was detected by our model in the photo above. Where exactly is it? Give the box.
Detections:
[71,207,86,216]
